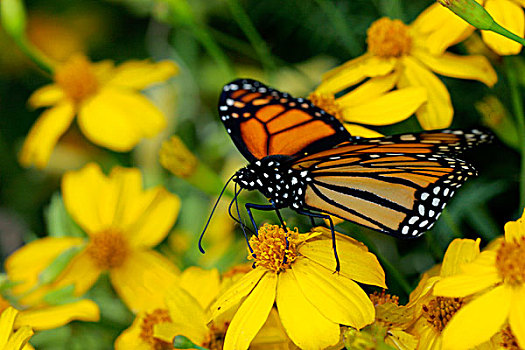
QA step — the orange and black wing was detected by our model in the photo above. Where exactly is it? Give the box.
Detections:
[292,129,492,238]
[219,79,350,162]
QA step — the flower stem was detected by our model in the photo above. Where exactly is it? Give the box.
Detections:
[488,21,525,47]
[505,56,525,211]
[14,37,54,75]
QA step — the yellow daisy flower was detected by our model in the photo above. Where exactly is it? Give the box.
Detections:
[0,307,33,350]
[20,53,178,168]
[312,14,497,134]
[425,1,524,56]
[209,224,386,350]
[5,163,181,313]
[434,209,525,349]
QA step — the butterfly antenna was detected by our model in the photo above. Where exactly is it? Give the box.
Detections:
[199,174,236,254]
[234,182,255,254]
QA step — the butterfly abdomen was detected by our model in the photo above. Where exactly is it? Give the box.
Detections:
[234,155,311,209]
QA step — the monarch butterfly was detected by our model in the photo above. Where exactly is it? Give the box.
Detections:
[207,78,491,270]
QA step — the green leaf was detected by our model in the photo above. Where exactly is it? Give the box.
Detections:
[45,193,86,238]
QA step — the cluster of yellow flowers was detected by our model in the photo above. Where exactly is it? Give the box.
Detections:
[1,0,525,349]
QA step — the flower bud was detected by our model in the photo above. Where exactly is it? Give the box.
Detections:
[1,0,27,39]
[437,0,495,30]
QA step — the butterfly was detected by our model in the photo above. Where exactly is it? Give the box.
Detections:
[209,78,491,270]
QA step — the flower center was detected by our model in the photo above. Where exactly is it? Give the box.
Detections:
[308,93,342,119]
[422,296,463,332]
[367,17,412,57]
[86,229,129,269]
[369,290,399,306]
[501,326,520,349]
[0,296,11,314]
[140,309,173,350]
[496,236,525,285]
[203,322,228,350]
[54,54,99,102]
[248,224,301,273]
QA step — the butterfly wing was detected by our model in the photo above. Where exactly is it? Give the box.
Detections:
[292,130,492,238]
[219,79,350,162]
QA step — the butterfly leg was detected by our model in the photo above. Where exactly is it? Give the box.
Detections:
[297,210,340,272]
[245,203,282,235]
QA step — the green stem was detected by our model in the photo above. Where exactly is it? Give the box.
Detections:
[506,57,525,211]
[490,21,525,47]
[14,37,54,75]
[225,0,277,80]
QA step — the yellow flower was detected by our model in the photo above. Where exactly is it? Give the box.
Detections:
[5,163,181,312]
[209,224,386,350]
[434,209,525,349]
[313,14,497,134]
[20,54,178,168]
[427,1,524,56]
[0,307,33,350]
[406,238,482,350]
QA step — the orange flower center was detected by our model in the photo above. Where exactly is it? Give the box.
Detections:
[248,224,301,273]
[139,309,173,350]
[367,17,412,57]
[496,236,525,285]
[369,290,399,306]
[0,296,11,314]
[86,229,129,269]
[501,325,520,349]
[422,296,463,332]
[308,93,342,119]
[203,322,228,350]
[54,54,99,102]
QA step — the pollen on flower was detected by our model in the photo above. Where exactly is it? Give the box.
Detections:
[500,325,520,349]
[496,236,525,285]
[369,290,399,306]
[367,17,412,57]
[203,322,228,350]
[248,224,301,273]
[422,296,463,332]
[139,309,173,350]
[86,229,129,269]
[159,136,198,178]
[54,54,99,102]
[308,93,342,119]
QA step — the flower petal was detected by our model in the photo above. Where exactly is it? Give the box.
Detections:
[28,84,65,108]
[440,238,480,277]
[482,0,524,55]
[292,258,375,328]
[413,49,497,87]
[53,249,103,297]
[337,72,399,106]
[509,285,525,349]
[114,312,153,350]
[276,270,340,349]
[340,87,426,125]
[411,3,474,55]
[399,56,453,130]
[316,55,396,94]
[442,285,512,350]
[19,101,75,169]
[109,250,179,313]
[299,231,386,288]
[78,87,166,151]
[209,267,266,322]
[434,251,501,297]
[504,209,525,241]
[223,274,277,350]
[343,124,384,138]
[7,325,33,350]
[0,307,18,347]
[179,267,220,310]
[107,60,178,90]
[15,300,99,330]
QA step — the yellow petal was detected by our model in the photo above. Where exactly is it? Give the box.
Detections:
[109,250,179,313]
[504,208,525,241]
[482,0,524,55]
[107,60,178,90]
[209,267,266,322]
[340,87,426,125]
[434,251,501,297]
[223,274,277,350]
[78,87,166,152]
[163,287,209,345]
[179,267,220,310]
[316,55,397,94]
[411,3,474,55]
[337,72,399,106]
[7,326,33,350]
[276,270,340,349]
[291,258,375,329]
[19,101,75,169]
[386,329,419,350]
[344,124,384,138]
[413,49,497,87]
[28,84,65,108]
[53,249,102,297]
[250,308,290,349]
[440,238,480,277]
[0,307,18,347]
[15,300,99,330]
[509,285,525,349]
[442,285,512,350]
[399,56,453,130]
[299,232,386,288]
[114,312,156,350]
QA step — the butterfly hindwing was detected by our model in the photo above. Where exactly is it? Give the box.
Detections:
[219,79,350,162]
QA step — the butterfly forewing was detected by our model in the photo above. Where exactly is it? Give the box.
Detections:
[219,79,350,162]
